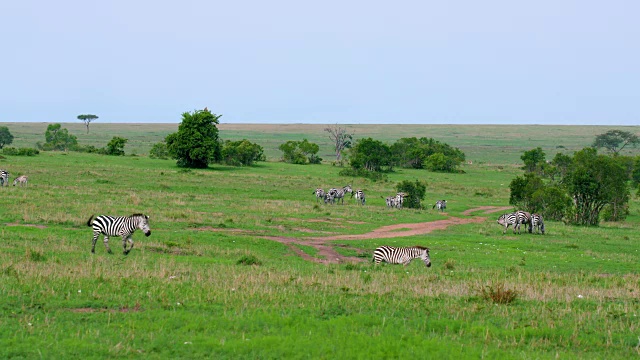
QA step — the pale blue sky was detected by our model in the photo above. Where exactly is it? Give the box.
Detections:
[1,0,638,125]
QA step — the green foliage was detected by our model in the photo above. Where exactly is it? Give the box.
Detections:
[395,180,427,209]
[39,124,78,151]
[104,136,128,156]
[236,255,262,266]
[76,114,99,133]
[278,139,321,164]
[632,156,640,186]
[2,147,39,156]
[530,185,572,221]
[509,173,545,212]
[349,138,392,172]
[0,126,14,149]
[592,129,639,155]
[521,147,546,174]
[149,142,169,159]
[221,139,265,166]
[565,148,630,226]
[391,137,465,172]
[165,108,222,168]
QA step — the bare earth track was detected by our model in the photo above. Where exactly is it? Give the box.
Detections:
[262,206,511,264]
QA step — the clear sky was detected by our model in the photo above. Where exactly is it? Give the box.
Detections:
[1,0,638,125]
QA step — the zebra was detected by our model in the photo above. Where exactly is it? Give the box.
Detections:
[13,175,28,187]
[395,192,406,209]
[314,188,326,203]
[352,189,365,205]
[515,210,532,233]
[386,196,396,208]
[433,200,447,212]
[373,245,431,267]
[0,170,9,187]
[497,213,519,234]
[87,213,151,255]
[324,192,335,204]
[328,185,352,205]
[531,213,545,234]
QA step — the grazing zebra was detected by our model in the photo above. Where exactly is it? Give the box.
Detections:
[386,196,396,208]
[433,200,447,212]
[314,188,326,203]
[87,213,151,255]
[515,210,532,233]
[0,170,9,187]
[328,185,352,205]
[395,192,406,209]
[497,213,519,234]
[13,175,28,187]
[373,245,431,267]
[531,213,545,234]
[324,192,335,204]
[353,189,365,205]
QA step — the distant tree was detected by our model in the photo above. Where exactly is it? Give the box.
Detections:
[278,139,321,164]
[324,124,353,163]
[396,180,427,209]
[0,126,14,149]
[348,138,392,172]
[165,108,222,168]
[521,147,546,174]
[40,124,78,151]
[592,130,639,155]
[221,139,265,166]
[105,136,128,156]
[509,173,545,213]
[390,137,465,172]
[77,114,99,134]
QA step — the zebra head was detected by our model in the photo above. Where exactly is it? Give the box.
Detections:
[343,185,353,194]
[497,214,509,226]
[134,214,151,237]
[416,246,431,267]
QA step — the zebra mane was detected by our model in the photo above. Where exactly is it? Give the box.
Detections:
[131,213,147,218]
[412,245,429,250]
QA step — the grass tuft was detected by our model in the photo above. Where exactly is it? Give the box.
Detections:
[479,283,518,305]
[25,248,47,262]
[236,255,262,266]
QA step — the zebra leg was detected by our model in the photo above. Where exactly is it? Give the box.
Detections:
[91,232,99,253]
[122,235,133,255]
[103,236,113,254]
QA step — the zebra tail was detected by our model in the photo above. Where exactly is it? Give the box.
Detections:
[86,215,95,227]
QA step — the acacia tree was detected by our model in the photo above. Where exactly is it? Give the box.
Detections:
[165,108,221,168]
[0,126,14,149]
[592,130,639,155]
[77,114,99,133]
[324,124,353,163]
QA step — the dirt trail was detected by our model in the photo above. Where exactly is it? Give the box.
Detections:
[262,206,511,264]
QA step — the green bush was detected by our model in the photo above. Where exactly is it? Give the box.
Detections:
[221,139,265,166]
[396,180,427,209]
[2,147,39,156]
[149,142,169,159]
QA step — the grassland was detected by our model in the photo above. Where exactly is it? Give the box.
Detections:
[0,122,639,359]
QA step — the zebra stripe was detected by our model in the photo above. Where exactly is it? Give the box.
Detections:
[433,200,447,212]
[515,210,532,233]
[373,245,431,267]
[395,192,406,209]
[353,189,365,205]
[328,185,352,205]
[386,196,396,208]
[87,213,151,255]
[13,175,28,187]
[0,170,9,187]
[531,213,545,234]
[497,213,519,234]
[314,188,326,203]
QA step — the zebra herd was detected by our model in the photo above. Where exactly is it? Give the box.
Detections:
[497,210,545,235]
[315,185,366,205]
[0,170,28,187]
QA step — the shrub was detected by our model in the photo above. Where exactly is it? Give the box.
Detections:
[104,137,128,156]
[396,180,427,209]
[221,139,265,166]
[2,147,39,156]
[149,142,169,159]
[236,255,262,266]
[479,283,518,304]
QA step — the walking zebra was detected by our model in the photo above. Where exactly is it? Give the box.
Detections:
[314,188,326,203]
[0,170,9,187]
[497,213,519,234]
[87,213,151,254]
[328,185,352,205]
[353,189,365,205]
[515,210,532,234]
[386,196,396,208]
[13,175,28,187]
[433,200,447,212]
[531,213,545,234]
[373,245,431,267]
[395,192,406,209]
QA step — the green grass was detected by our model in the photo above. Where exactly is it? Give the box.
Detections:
[0,123,639,358]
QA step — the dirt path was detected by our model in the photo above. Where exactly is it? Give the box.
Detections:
[262,206,511,264]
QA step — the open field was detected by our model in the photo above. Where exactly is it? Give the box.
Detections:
[0,123,639,359]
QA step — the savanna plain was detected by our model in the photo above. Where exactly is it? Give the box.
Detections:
[0,123,639,359]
